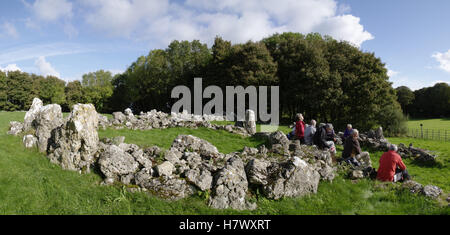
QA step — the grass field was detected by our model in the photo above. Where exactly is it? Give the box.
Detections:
[0,112,448,215]
[407,118,450,130]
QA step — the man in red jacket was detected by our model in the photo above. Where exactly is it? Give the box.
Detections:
[295,113,306,144]
[377,144,411,182]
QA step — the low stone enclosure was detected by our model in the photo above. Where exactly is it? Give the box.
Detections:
[7,98,444,210]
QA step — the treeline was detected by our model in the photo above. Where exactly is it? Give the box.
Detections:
[0,32,406,134]
[0,70,114,113]
[396,83,450,118]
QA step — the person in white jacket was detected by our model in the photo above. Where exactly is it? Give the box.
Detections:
[304,120,316,145]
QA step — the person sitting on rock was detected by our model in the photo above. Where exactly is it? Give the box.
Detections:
[320,123,337,161]
[342,129,371,167]
[294,113,306,143]
[343,124,353,139]
[377,144,411,182]
[304,119,316,145]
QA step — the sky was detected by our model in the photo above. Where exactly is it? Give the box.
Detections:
[0,0,449,90]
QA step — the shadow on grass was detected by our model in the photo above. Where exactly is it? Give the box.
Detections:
[410,159,444,169]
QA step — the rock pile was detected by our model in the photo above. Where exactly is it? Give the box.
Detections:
[8,98,340,210]
[102,109,251,136]
[7,98,443,210]
[402,180,443,199]
[358,127,438,164]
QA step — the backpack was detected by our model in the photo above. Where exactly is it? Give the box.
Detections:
[313,124,325,146]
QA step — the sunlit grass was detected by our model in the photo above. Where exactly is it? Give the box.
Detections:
[0,112,447,215]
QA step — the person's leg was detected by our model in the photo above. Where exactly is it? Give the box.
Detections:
[329,142,337,164]
[401,169,411,181]
[393,168,406,182]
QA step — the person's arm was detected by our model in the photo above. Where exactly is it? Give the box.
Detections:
[397,155,407,171]
[352,139,361,154]
[311,128,316,138]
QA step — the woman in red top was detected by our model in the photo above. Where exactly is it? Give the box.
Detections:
[295,113,306,144]
[377,144,411,182]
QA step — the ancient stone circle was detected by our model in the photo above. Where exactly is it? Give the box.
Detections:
[7,98,443,209]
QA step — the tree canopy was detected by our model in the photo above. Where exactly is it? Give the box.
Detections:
[0,32,431,135]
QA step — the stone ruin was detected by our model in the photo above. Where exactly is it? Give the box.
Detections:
[6,98,443,209]
[6,98,340,210]
[98,108,254,137]
[350,127,439,164]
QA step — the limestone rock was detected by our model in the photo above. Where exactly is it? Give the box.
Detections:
[112,112,126,125]
[171,135,220,159]
[245,158,270,185]
[23,134,37,148]
[47,104,98,172]
[97,114,109,130]
[350,170,364,179]
[23,97,43,132]
[35,104,63,153]
[164,149,182,164]
[7,121,23,135]
[156,161,174,177]
[135,168,153,187]
[422,185,442,199]
[209,156,254,210]
[244,109,256,135]
[262,158,320,199]
[402,180,424,194]
[185,168,213,191]
[98,144,139,180]
[140,176,195,200]
[269,131,290,155]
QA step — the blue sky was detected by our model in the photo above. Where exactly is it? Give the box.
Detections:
[0,0,449,90]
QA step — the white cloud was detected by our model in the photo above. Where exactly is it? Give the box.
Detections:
[1,22,19,38]
[79,0,373,47]
[0,42,92,65]
[26,0,73,21]
[432,50,450,73]
[0,64,22,72]
[35,56,60,77]
[81,0,169,37]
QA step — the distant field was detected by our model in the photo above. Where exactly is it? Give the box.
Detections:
[407,118,450,130]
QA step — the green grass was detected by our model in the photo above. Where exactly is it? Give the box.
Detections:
[99,127,266,154]
[386,137,449,192]
[210,120,293,134]
[407,118,450,130]
[0,112,448,215]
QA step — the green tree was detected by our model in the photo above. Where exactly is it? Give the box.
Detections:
[82,70,114,113]
[116,40,212,113]
[410,83,450,118]
[38,76,66,105]
[64,80,84,111]
[395,86,415,115]
[5,71,33,111]
[0,71,7,110]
